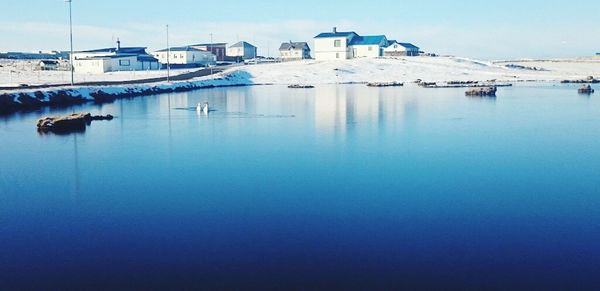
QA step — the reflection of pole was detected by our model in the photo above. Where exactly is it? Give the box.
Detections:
[166,24,170,82]
[73,134,80,200]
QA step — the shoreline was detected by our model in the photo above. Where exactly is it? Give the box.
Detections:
[1,56,599,115]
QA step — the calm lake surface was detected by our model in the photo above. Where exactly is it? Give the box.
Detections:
[1,84,600,290]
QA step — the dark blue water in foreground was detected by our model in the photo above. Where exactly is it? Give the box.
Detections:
[1,84,600,290]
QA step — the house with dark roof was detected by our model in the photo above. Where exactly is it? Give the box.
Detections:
[153,46,216,68]
[279,41,311,61]
[227,41,257,61]
[384,41,420,56]
[314,28,359,60]
[72,40,160,73]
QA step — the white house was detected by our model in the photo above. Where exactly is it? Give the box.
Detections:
[279,41,311,61]
[154,46,216,68]
[350,35,388,58]
[314,28,421,60]
[384,41,420,57]
[227,41,257,61]
[313,28,358,60]
[72,42,160,73]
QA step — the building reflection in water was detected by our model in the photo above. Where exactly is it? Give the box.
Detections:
[314,85,419,144]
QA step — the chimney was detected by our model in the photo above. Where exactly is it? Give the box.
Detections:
[116,38,121,51]
[333,27,337,33]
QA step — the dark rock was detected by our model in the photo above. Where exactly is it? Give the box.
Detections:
[17,93,44,108]
[37,112,114,133]
[288,84,315,89]
[366,82,403,87]
[578,85,595,94]
[0,93,18,112]
[466,86,497,96]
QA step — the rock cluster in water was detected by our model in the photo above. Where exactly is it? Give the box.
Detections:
[366,82,404,87]
[578,85,595,94]
[466,86,497,97]
[37,112,114,133]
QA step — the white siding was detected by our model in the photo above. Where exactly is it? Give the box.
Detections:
[352,45,381,58]
[314,37,352,61]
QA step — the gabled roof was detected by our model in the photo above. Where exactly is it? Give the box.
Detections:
[279,42,310,51]
[230,41,256,48]
[191,43,228,47]
[76,47,148,54]
[314,31,357,39]
[155,46,206,52]
[77,53,139,60]
[350,35,387,46]
[387,42,420,50]
[137,54,159,62]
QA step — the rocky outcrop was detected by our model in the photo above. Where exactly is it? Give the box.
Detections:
[37,112,113,133]
[561,76,599,84]
[288,84,315,89]
[466,86,497,97]
[366,82,404,87]
[578,85,595,94]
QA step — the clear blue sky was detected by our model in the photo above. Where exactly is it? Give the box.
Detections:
[1,0,598,59]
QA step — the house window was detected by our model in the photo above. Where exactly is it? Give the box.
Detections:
[119,60,130,66]
[334,40,341,47]
[394,45,398,49]
[369,46,373,51]
[336,53,340,59]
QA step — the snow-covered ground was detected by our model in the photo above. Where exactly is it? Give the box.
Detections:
[2,56,599,90]
[0,59,196,86]
[215,57,600,85]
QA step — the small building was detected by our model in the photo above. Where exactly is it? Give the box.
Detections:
[227,41,257,61]
[154,46,216,68]
[350,35,388,58]
[39,60,60,71]
[279,41,311,61]
[73,41,160,73]
[191,43,227,61]
[384,41,420,57]
[74,54,140,74]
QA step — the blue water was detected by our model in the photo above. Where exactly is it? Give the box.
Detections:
[1,84,600,290]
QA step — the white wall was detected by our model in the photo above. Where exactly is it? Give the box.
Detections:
[280,48,310,60]
[74,58,109,73]
[227,46,257,60]
[154,51,216,66]
[314,37,351,61]
[352,45,381,58]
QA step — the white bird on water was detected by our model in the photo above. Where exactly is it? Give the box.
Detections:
[196,102,209,114]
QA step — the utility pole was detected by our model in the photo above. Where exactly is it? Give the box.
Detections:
[166,24,170,82]
[66,0,74,86]
[210,33,214,75]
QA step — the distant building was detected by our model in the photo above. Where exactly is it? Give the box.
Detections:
[191,43,227,61]
[154,46,216,68]
[0,51,68,60]
[227,41,257,61]
[313,27,420,60]
[384,41,420,57]
[279,41,311,61]
[72,41,160,73]
[596,52,600,57]
[38,60,60,71]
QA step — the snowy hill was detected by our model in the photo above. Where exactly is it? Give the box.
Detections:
[221,57,600,85]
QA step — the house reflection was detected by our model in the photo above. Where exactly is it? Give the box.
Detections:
[314,85,417,142]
